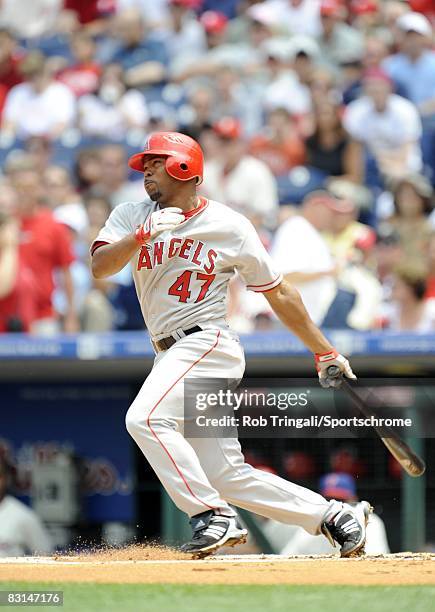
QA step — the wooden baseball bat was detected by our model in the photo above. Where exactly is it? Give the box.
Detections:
[327,365,426,477]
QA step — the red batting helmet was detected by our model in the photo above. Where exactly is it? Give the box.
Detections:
[128,132,204,185]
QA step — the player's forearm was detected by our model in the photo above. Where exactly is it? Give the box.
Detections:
[265,280,333,354]
[91,235,138,279]
[284,270,333,285]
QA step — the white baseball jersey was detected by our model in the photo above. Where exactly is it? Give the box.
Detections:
[101,195,344,532]
[92,198,282,339]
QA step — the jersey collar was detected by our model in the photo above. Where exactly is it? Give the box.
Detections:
[182,196,208,220]
[157,197,209,223]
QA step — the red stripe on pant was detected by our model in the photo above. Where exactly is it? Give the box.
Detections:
[146,330,221,512]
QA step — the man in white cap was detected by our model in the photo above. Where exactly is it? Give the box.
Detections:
[383,12,435,117]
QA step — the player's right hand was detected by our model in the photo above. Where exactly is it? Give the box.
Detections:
[135,207,184,244]
[314,349,356,388]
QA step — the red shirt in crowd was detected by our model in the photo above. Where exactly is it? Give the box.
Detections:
[0,265,38,333]
[63,0,116,24]
[57,62,101,97]
[410,0,435,20]
[249,135,306,176]
[0,54,23,118]
[426,276,435,299]
[19,208,74,320]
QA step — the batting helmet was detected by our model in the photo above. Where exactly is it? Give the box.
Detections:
[128,132,204,185]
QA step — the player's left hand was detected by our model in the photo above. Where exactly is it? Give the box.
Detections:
[314,349,356,388]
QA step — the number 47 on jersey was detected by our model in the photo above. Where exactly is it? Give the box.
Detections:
[168,271,216,303]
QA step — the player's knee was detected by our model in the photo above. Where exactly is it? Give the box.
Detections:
[125,406,166,442]
[125,407,144,440]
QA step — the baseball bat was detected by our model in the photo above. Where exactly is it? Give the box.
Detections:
[327,365,426,477]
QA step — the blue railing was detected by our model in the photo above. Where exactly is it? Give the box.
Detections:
[0,330,433,360]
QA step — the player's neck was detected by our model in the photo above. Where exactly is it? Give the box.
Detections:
[158,193,200,213]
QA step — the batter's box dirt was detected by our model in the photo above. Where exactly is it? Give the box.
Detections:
[0,549,434,586]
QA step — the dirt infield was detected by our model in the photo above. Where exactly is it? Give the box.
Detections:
[0,548,434,586]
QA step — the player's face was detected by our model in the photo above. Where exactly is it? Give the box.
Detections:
[142,156,170,202]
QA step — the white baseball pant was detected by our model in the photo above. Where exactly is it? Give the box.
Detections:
[125,325,342,534]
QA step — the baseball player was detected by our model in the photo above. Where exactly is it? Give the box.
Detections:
[91,132,371,558]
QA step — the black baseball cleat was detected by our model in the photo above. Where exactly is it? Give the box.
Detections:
[321,501,373,558]
[180,510,248,558]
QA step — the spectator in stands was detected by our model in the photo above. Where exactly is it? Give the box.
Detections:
[97,144,145,208]
[173,5,267,84]
[199,10,229,50]
[0,0,62,40]
[0,28,23,119]
[77,63,149,139]
[262,0,322,37]
[306,100,363,182]
[364,35,390,71]
[213,65,263,137]
[342,34,396,104]
[317,0,365,70]
[375,224,403,283]
[80,191,114,331]
[164,0,207,72]
[261,37,313,118]
[271,191,338,324]
[11,168,78,334]
[349,0,382,36]
[50,213,92,333]
[325,192,376,264]
[84,192,112,245]
[57,30,101,97]
[115,0,170,29]
[202,117,279,229]
[0,458,53,557]
[74,147,102,193]
[0,180,17,216]
[44,165,89,240]
[268,473,390,555]
[409,0,435,20]
[102,8,168,90]
[0,205,38,334]
[289,35,320,88]
[24,136,53,175]
[170,10,231,82]
[388,174,433,267]
[373,223,403,327]
[178,86,215,140]
[63,0,116,35]
[323,194,381,330]
[426,232,435,300]
[340,50,365,106]
[343,68,423,184]
[388,262,435,331]
[308,65,338,108]
[198,124,222,161]
[1,51,76,140]
[383,12,435,117]
[249,107,306,176]
[380,1,410,44]
[226,0,268,45]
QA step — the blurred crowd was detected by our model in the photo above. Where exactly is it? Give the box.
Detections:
[0,0,434,334]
